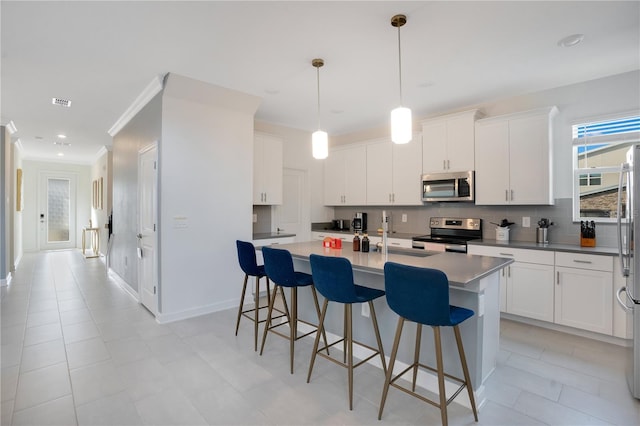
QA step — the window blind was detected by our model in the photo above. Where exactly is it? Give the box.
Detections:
[572,115,640,145]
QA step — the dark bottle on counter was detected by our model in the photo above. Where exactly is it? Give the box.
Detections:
[361,234,370,252]
[353,233,360,252]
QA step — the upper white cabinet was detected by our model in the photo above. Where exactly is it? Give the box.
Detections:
[324,145,367,206]
[366,135,423,205]
[253,132,283,205]
[422,109,482,173]
[475,106,558,205]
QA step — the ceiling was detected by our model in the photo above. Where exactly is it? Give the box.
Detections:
[2,1,639,164]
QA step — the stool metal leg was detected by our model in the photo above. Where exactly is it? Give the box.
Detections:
[346,303,354,410]
[290,287,298,374]
[412,323,422,392]
[378,317,405,420]
[369,301,387,374]
[306,298,329,383]
[310,286,330,356]
[343,306,348,364]
[259,285,279,356]
[454,325,478,422]
[433,326,448,426]
[235,274,249,336]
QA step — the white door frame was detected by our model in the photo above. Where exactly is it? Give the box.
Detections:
[138,142,158,315]
[38,171,78,251]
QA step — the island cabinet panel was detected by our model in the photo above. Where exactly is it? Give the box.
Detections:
[253,132,283,205]
[554,252,613,335]
[475,106,557,205]
[323,145,367,206]
[422,109,481,173]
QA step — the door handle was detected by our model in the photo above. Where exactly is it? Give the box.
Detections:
[137,233,143,239]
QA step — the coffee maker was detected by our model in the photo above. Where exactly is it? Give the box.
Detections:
[352,212,368,233]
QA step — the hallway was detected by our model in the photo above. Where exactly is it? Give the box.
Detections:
[1,250,639,425]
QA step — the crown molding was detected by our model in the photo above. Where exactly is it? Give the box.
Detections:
[93,145,111,163]
[108,74,165,137]
[14,139,24,152]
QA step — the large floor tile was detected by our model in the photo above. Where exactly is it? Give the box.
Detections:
[62,320,101,344]
[1,342,23,369]
[116,357,177,402]
[13,362,71,411]
[513,390,610,425]
[11,395,77,426]
[70,359,127,406]
[20,338,67,372]
[1,365,19,402]
[559,384,640,425]
[75,391,142,426]
[26,309,60,328]
[65,337,111,369]
[134,387,207,425]
[1,399,13,425]
[59,307,92,326]
[23,322,63,346]
[105,337,152,366]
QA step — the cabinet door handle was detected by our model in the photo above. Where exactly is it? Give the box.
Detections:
[447,159,450,169]
[508,266,511,278]
[443,160,446,170]
[505,190,509,202]
[572,259,592,264]
[511,189,514,201]
[499,252,514,256]
[264,193,267,203]
[557,271,560,285]
[392,193,395,202]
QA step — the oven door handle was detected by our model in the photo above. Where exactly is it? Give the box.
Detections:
[412,241,425,249]
[444,245,466,253]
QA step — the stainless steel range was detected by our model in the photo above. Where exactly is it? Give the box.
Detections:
[412,217,482,253]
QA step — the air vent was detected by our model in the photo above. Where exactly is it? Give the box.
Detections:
[52,97,72,107]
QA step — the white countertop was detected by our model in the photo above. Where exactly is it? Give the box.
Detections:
[468,239,619,256]
[263,241,513,289]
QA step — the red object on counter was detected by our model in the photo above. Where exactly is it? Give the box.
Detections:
[323,237,332,248]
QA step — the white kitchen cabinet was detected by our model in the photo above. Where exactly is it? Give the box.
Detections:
[467,245,555,321]
[554,252,613,335]
[323,145,367,205]
[253,132,283,205]
[422,110,481,173]
[475,106,557,205]
[366,135,422,206]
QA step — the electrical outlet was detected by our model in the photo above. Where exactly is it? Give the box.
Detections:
[252,214,258,223]
[522,217,531,228]
[361,303,370,318]
[402,214,407,223]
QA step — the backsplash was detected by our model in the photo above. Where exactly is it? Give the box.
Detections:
[333,198,618,248]
[252,205,272,234]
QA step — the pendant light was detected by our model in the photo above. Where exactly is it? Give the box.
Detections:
[312,58,328,159]
[390,14,412,144]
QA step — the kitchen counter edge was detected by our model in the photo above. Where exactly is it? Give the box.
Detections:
[253,232,296,240]
[467,239,619,256]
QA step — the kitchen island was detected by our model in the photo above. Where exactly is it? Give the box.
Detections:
[263,241,512,409]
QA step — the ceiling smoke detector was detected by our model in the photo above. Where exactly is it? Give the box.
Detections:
[52,97,72,107]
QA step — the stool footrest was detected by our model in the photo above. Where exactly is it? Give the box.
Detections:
[265,318,321,343]
[315,339,382,371]
[389,362,470,410]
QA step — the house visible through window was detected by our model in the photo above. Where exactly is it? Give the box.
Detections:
[573,114,640,222]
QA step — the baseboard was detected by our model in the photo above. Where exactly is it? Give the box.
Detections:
[0,272,11,287]
[108,268,139,302]
[156,299,238,324]
[14,254,22,270]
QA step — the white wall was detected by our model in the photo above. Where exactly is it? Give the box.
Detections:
[21,160,91,251]
[158,74,260,322]
[90,148,112,256]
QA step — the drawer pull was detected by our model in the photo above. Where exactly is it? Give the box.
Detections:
[391,242,400,246]
[557,271,560,285]
[499,253,514,257]
[572,259,593,264]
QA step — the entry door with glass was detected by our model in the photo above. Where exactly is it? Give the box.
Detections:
[39,173,77,250]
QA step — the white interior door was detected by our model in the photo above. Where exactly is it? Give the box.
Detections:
[275,168,309,241]
[138,143,158,315]
[39,172,77,250]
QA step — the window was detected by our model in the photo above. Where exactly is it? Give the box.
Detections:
[573,114,640,222]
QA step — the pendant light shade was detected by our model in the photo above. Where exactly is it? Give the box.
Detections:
[390,14,412,144]
[312,130,328,160]
[311,58,328,159]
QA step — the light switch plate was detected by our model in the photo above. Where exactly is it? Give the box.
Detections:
[402,214,407,223]
[522,217,531,228]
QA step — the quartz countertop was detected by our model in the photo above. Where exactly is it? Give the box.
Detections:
[261,241,512,289]
[252,232,296,240]
[467,239,619,256]
[311,229,416,240]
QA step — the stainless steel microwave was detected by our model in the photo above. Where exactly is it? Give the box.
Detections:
[421,171,474,202]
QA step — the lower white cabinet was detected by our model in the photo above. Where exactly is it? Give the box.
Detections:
[554,252,613,335]
[508,261,555,322]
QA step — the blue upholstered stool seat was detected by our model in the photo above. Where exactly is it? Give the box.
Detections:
[259,246,328,374]
[379,262,479,426]
[307,255,387,410]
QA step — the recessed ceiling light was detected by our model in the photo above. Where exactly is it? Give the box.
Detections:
[57,152,64,157]
[331,109,344,114]
[6,121,17,134]
[52,97,72,107]
[57,134,66,139]
[35,136,43,140]
[53,141,71,146]
[557,34,584,47]
[418,81,435,88]
[264,89,280,95]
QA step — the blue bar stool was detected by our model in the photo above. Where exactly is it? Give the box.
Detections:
[235,240,284,351]
[259,246,329,374]
[307,254,387,410]
[379,262,478,426]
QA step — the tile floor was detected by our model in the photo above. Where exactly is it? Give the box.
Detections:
[1,250,640,425]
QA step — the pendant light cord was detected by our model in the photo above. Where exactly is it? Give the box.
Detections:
[316,65,321,130]
[397,24,403,105]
